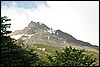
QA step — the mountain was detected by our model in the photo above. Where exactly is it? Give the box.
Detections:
[8,21,99,52]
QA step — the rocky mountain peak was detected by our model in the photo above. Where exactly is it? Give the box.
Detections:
[28,21,37,27]
[9,21,99,51]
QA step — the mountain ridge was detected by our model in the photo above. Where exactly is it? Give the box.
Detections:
[8,21,99,51]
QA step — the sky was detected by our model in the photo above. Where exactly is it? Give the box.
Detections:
[1,1,99,46]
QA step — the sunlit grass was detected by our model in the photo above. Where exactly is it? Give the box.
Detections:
[33,44,99,66]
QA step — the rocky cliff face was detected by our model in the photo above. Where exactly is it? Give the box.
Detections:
[8,21,99,50]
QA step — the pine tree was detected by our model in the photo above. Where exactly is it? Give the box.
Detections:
[1,16,39,66]
[1,16,11,36]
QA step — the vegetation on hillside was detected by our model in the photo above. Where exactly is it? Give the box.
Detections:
[1,16,98,66]
[47,46,97,66]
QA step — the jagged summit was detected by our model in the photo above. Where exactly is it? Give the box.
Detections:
[28,21,37,27]
[9,21,99,51]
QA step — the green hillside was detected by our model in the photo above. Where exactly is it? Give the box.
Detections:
[18,43,99,66]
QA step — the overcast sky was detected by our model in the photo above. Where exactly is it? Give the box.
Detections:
[1,1,99,46]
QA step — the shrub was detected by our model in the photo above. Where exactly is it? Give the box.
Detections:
[47,46,97,66]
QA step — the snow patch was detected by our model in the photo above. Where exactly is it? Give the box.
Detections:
[22,38,27,40]
[63,39,67,43]
[11,34,34,40]
[34,30,37,32]
[37,22,43,25]
[52,30,56,34]
[47,30,52,34]
[24,34,28,36]
[11,34,23,40]
[47,36,50,40]
[57,32,59,35]
[24,34,34,39]
[47,29,56,34]
[63,41,66,43]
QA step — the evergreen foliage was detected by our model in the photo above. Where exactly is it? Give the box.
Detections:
[47,46,97,66]
[1,16,39,66]
[1,16,11,36]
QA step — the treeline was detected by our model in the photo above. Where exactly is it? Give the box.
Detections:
[1,16,97,66]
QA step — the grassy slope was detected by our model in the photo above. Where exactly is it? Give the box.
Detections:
[33,44,99,66]
[85,50,99,66]
[16,42,99,66]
